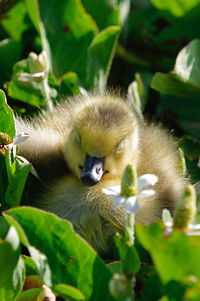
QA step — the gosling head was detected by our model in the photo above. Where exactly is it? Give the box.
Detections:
[63,95,140,187]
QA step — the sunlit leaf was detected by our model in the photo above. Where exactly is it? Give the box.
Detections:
[0,226,24,299]
[5,207,113,300]
[53,284,85,300]
[0,90,15,137]
[87,26,120,91]
[136,223,200,283]
[151,0,200,17]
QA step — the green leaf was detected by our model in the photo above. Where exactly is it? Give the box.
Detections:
[136,223,200,283]
[7,58,49,107]
[0,226,20,288]
[25,0,41,33]
[53,284,85,300]
[87,26,120,91]
[107,261,123,275]
[127,74,144,120]
[0,39,22,85]
[15,288,41,301]
[151,0,200,17]
[114,233,140,275]
[0,226,24,299]
[5,207,113,300]
[82,0,130,29]
[0,90,15,137]
[0,156,8,211]
[23,256,38,276]
[151,72,200,98]
[28,246,52,287]
[151,40,200,98]
[2,1,30,41]
[60,72,81,96]
[26,0,98,81]
[5,157,31,208]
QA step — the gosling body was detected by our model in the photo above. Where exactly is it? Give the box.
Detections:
[16,94,186,255]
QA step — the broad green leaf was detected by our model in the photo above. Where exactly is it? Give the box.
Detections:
[0,90,15,137]
[25,0,41,33]
[0,226,20,287]
[26,0,98,81]
[15,288,41,301]
[87,26,120,91]
[28,246,52,287]
[0,39,22,85]
[151,72,200,98]
[2,1,30,41]
[151,40,200,98]
[0,156,8,210]
[5,157,31,208]
[5,207,113,300]
[136,223,200,283]
[174,39,200,87]
[53,284,85,300]
[4,214,52,287]
[82,0,130,29]
[0,226,24,299]
[25,0,53,72]
[151,0,200,17]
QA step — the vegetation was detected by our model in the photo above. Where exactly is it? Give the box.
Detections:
[0,0,200,300]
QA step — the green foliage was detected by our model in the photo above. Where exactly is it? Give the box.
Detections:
[0,0,200,300]
[5,207,113,300]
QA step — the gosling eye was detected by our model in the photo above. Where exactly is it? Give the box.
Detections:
[114,140,125,153]
[75,133,81,145]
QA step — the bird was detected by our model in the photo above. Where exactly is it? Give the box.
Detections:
[16,93,187,256]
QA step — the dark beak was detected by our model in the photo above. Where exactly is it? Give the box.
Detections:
[80,155,104,186]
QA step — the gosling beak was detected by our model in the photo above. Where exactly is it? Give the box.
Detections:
[80,155,104,186]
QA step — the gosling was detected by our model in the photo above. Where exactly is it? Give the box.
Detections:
[16,94,187,256]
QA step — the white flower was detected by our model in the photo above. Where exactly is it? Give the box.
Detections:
[103,174,158,214]
[5,132,29,150]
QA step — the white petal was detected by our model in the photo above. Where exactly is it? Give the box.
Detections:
[137,174,158,191]
[137,189,156,198]
[164,221,173,227]
[189,223,200,230]
[102,186,120,196]
[14,133,29,145]
[124,196,139,214]
[4,143,14,150]
[113,196,125,208]
[32,72,45,79]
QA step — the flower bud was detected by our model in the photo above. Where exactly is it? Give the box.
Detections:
[0,132,13,156]
[173,185,196,231]
[121,164,137,197]
[0,132,12,145]
[178,148,186,175]
[37,285,56,301]
[28,51,49,74]
[109,274,133,300]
